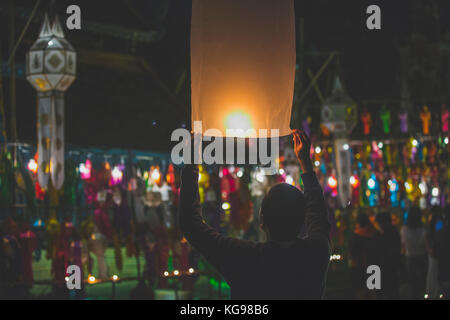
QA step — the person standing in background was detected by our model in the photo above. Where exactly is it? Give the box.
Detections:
[401,207,428,299]
[349,212,379,300]
[425,206,442,299]
[376,211,401,299]
[434,206,450,300]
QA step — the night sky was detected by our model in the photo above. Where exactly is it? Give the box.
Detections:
[1,0,449,152]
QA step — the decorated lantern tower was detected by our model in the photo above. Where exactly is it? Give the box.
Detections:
[321,76,357,207]
[26,14,76,189]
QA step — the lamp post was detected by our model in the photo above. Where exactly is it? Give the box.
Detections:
[26,14,76,190]
[321,76,357,207]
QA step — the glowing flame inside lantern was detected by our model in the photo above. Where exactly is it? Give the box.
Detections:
[224,111,253,135]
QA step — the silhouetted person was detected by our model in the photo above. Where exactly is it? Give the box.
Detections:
[349,212,379,300]
[401,207,428,300]
[376,211,401,299]
[425,206,442,299]
[180,130,330,299]
[434,205,450,300]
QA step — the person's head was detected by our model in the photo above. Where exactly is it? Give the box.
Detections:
[407,206,423,229]
[376,211,392,230]
[260,183,306,241]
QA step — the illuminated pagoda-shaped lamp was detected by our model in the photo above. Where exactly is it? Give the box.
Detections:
[26,14,76,189]
[321,76,357,207]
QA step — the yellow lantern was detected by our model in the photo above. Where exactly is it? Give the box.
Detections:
[198,165,210,203]
[190,0,296,137]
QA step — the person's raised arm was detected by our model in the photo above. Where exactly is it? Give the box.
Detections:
[179,163,258,279]
[293,130,330,241]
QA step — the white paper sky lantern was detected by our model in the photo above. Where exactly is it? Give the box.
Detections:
[190,0,296,137]
[26,14,76,189]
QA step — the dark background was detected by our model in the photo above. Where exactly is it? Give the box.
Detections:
[0,0,449,151]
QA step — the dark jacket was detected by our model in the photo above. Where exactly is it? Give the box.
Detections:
[349,225,380,288]
[179,165,330,299]
[434,225,450,284]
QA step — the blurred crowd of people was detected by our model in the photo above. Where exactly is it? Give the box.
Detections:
[348,205,450,300]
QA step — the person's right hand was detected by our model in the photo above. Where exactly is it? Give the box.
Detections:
[292,129,313,173]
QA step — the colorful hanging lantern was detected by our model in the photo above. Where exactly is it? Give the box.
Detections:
[360,108,372,136]
[420,105,431,135]
[388,178,399,207]
[431,186,440,206]
[149,166,161,186]
[110,165,124,185]
[350,174,360,189]
[27,158,38,174]
[404,178,415,201]
[441,104,449,133]
[27,153,45,199]
[398,110,408,134]
[379,105,391,135]
[367,174,377,190]
[349,174,360,206]
[198,165,210,203]
[165,164,175,187]
[327,175,338,197]
[366,173,379,207]
[302,116,312,137]
[26,14,76,189]
[79,159,92,180]
[190,0,296,137]
[285,175,295,186]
